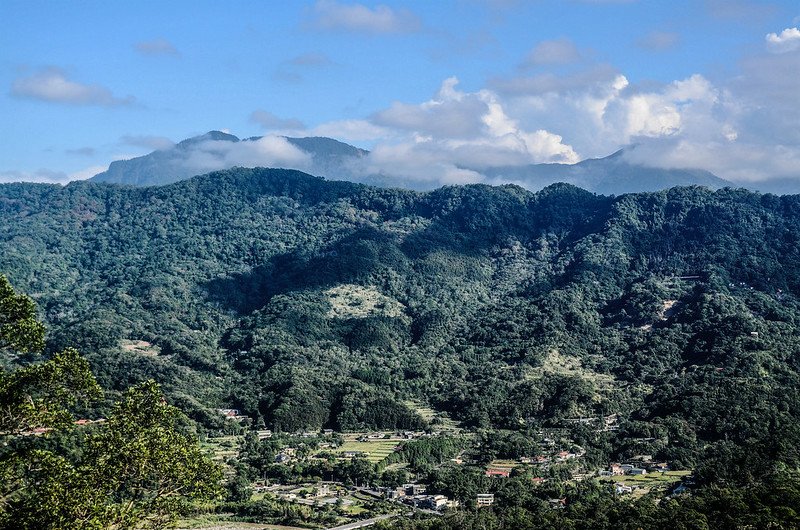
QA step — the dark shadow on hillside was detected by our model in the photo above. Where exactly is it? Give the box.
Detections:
[203,226,411,314]
[203,183,613,315]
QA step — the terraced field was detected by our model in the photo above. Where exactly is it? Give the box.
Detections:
[599,470,692,497]
[330,435,401,463]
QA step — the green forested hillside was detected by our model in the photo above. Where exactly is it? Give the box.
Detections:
[2,168,800,484]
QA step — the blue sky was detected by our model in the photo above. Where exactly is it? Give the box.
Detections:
[2,0,799,186]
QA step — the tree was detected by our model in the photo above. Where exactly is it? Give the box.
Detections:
[0,275,222,529]
[0,347,101,435]
[0,274,45,355]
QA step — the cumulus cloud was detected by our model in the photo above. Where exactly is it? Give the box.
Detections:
[372,79,489,138]
[615,54,800,184]
[766,27,800,53]
[369,76,577,167]
[182,136,313,174]
[134,38,180,56]
[11,67,134,106]
[308,0,421,34]
[250,110,306,131]
[522,38,582,67]
[345,77,580,186]
[16,22,800,190]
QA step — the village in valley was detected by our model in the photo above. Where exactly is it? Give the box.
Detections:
[184,407,694,529]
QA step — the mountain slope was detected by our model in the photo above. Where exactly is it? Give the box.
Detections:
[2,169,800,478]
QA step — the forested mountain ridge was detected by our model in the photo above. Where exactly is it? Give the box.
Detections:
[2,168,800,482]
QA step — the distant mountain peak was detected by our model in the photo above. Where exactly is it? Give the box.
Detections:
[284,136,368,158]
[176,130,240,148]
[480,147,730,195]
[90,132,370,187]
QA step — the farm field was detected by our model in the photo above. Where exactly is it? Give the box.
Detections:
[599,470,692,495]
[330,436,400,463]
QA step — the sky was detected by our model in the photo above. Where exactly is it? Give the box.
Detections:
[2,0,799,186]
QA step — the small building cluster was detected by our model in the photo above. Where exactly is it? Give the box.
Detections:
[387,483,455,511]
[476,493,494,507]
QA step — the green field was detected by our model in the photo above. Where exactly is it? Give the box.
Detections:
[599,470,692,495]
[407,401,460,432]
[176,514,310,529]
[487,459,518,471]
[329,438,400,463]
[201,435,242,478]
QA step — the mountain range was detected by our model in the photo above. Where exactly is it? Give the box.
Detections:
[4,166,800,526]
[92,131,741,195]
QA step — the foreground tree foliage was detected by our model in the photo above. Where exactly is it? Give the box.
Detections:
[0,276,221,529]
[0,274,45,355]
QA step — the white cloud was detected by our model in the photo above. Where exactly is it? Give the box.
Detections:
[182,136,313,174]
[372,79,489,139]
[309,0,421,34]
[766,27,800,54]
[0,169,68,184]
[250,110,306,131]
[369,76,579,166]
[11,67,134,106]
[344,77,580,186]
[134,38,180,56]
[310,119,390,142]
[14,27,800,190]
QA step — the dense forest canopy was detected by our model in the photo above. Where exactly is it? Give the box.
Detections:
[2,168,800,486]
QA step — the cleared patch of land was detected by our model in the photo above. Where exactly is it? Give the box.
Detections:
[325,284,406,320]
[599,470,692,497]
[529,349,616,389]
[406,401,460,432]
[120,339,161,356]
[201,435,241,476]
[330,437,400,463]
[487,459,517,471]
[661,300,678,319]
